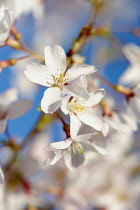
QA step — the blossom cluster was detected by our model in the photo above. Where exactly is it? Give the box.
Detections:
[24,44,109,169]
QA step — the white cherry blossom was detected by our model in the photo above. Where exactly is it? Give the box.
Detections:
[24,45,96,114]
[61,89,106,139]
[45,131,108,170]
[120,43,140,85]
[104,110,137,134]
[0,0,43,21]
[0,88,32,133]
[0,9,12,46]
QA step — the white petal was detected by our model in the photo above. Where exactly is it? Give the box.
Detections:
[122,43,140,64]
[82,140,97,152]
[48,139,72,151]
[92,144,108,155]
[67,65,96,82]
[41,87,64,114]
[133,84,140,97]
[70,113,81,139]
[77,123,98,136]
[44,45,66,74]
[61,95,71,115]
[76,133,95,143]
[77,107,104,131]
[0,88,18,106]
[0,10,12,45]
[71,151,85,167]
[0,119,7,133]
[1,10,12,31]
[102,121,109,137]
[129,97,140,120]
[0,167,4,183]
[25,62,49,86]
[63,75,89,99]
[63,150,73,170]
[49,151,62,165]
[85,89,106,107]
[119,65,140,85]
[7,99,32,119]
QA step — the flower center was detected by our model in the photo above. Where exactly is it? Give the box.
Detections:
[68,142,84,154]
[50,70,69,87]
[69,99,86,115]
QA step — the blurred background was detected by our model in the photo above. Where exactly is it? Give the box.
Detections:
[0,0,140,209]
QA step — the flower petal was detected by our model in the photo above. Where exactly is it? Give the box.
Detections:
[0,119,7,133]
[25,62,49,86]
[122,43,140,64]
[119,65,140,85]
[76,133,95,143]
[101,122,109,137]
[129,97,140,120]
[44,45,66,74]
[0,167,4,183]
[77,107,104,131]
[46,150,62,166]
[41,87,64,114]
[92,144,108,155]
[77,123,98,136]
[66,65,96,83]
[71,151,85,168]
[70,113,81,140]
[63,150,73,170]
[0,88,18,106]
[7,99,32,119]
[61,95,71,115]
[63,75,89,99]
[0,10,12,45]
[48,139,72,151]
[50,151,62,165]
[85,89,106,107]
[133,84,140,97]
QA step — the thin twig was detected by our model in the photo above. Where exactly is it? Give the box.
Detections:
[94,72,115,88]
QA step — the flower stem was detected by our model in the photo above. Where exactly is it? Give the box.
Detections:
[94,72,115,88]
[20,45,45,63]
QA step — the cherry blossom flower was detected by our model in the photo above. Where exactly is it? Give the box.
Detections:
[120,43,140,85]
[61,89,106,139]
[24,45,96,114]
[1,0,43,21]
[0,9,12,46]
[0,88,32,133]
[45,131,108,170]
[104,110,137,134]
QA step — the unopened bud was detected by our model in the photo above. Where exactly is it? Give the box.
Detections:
[9,139,20,152]
[114,85,134,97]
[0,60,10,72]
[5,37,20,49]
[96,26,111,38]
[9,59,17,66]
[0,58,18,72]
